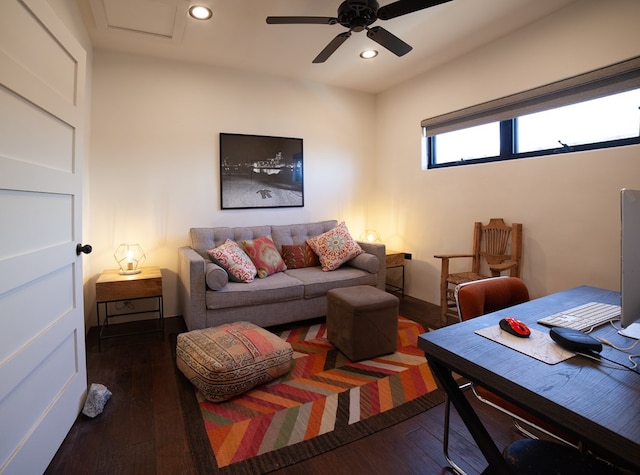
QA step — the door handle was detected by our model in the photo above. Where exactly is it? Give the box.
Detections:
[76,244,93,255]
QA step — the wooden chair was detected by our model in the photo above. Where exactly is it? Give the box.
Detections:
[443,277,579,475]
[434,218,523,326]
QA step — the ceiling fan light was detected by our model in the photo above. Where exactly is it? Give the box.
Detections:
[360,49,378,59]
[188,5,213,21]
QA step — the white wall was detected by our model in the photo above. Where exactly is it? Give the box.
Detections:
[67,0,640,326]
[85,52,376,323]
[374,0,640,304]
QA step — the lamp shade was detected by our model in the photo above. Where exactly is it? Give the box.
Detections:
[364,230,380,243]
[114,244,146,275]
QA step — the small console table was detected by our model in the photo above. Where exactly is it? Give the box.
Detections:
[95,266,163,350]
[385,250,411,295]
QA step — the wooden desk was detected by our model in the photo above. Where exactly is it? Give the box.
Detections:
[96,267,163,350]
[419,286,640,473]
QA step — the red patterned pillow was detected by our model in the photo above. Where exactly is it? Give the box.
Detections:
[306,222,364,271]
[207,239,257,283]
[241,235,286,278]
[281,243,320,269]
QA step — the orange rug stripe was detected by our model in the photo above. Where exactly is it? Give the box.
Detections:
[193,316,438,469]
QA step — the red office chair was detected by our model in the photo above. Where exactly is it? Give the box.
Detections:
[454,276,529,321]
[443,277,578,475]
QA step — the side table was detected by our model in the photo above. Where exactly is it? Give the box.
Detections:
[385,250,411,295]
[95,266,163,350]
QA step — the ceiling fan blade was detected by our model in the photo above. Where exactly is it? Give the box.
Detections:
[366,26,412,56]
[313,32,352,63]
[377,0,453,21]
[266,16,338,25]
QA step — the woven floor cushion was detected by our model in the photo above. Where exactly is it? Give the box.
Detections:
[176,321,293,402]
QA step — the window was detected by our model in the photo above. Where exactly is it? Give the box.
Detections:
[432,122,500,165]
[423,57,640,169]
[516,89,640,153]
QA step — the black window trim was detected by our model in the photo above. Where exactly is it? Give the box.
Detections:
[422,56,640,169]
[428,133,640,169]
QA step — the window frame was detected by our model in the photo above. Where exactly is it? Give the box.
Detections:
[422,57,640,169]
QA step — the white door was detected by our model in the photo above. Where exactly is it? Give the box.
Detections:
[0,0,88,473]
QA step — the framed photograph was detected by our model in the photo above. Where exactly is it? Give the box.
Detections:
[219,133,304,210]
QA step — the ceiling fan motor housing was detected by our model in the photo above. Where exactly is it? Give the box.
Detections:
[338,0,380,31]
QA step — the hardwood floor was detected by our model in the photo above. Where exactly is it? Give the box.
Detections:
[45,294,523,475]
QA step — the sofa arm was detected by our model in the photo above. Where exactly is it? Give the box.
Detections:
[178,246,207,331]
[356,241,386,290]
[347,253,379,274]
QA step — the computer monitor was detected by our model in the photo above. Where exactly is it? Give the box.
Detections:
[619,188,640,339]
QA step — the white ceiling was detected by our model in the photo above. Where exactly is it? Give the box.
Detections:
[78,0,578,94]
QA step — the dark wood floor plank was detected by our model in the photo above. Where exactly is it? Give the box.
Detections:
[46,295,519,475]
[368,422,447,474]
[152,340,196,475]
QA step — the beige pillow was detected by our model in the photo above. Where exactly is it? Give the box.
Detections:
[306,222,364,271]
[207,239,257,283]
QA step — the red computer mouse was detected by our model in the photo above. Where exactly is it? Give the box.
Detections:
[499,317,531,338]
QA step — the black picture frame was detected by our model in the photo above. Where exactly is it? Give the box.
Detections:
[219,133,304,210]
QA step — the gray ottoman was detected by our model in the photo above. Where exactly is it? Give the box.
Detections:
[327,285,399,361]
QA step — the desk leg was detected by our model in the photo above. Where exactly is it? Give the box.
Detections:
[428,360,509,475]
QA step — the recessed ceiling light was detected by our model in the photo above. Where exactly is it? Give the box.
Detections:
[360,49,378,59]
[189,5,213,20]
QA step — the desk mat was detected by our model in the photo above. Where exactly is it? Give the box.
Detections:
[475,325,574,364]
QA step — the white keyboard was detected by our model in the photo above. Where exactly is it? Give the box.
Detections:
[537,301,621,331]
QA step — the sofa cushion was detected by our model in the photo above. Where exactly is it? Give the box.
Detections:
[270,220,338,250]
[284,266,377,298]
[205,262,229,290]
[191,226,272,256]
[280,243,320,269]
[306,221,364,271]
[241,235,287,278]
[205,271,304,310]
[207,239,257,283]
[176,321,293,402]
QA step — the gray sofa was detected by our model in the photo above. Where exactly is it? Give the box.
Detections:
[178,220,386,331]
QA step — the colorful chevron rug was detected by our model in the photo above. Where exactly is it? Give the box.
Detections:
[175,316,444,474]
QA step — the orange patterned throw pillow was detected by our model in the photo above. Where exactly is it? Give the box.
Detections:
[207,239,257,283]
[280,243,320,269]
[241,235,287,278]
[306,222,364,271]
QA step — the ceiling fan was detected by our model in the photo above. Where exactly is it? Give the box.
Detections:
[266,0,453,63]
